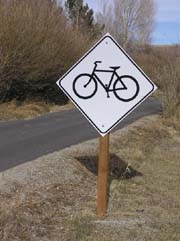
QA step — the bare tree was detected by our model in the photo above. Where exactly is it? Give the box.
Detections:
[96,0,155,49]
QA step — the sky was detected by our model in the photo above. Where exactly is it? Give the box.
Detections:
[83,0,180,45]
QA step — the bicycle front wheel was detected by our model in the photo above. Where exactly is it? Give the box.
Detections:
[73,73,97,99]
[113,75,140,102]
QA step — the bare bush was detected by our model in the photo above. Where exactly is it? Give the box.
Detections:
[156,50,180,120]
[0,0,89,103]
[134,45,180,121]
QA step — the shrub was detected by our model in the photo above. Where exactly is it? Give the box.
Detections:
[155,51,180,120]
[0,0,90,104]
[134,45,180,121]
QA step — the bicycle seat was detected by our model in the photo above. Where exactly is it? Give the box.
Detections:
[110,66,120,70]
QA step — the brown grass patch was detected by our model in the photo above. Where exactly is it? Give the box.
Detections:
[0,115,180,240]
[0,101,74,121]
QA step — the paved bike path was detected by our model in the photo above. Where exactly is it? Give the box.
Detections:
[0,98,161,172]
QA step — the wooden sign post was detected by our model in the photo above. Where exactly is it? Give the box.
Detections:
[97,133,110,218]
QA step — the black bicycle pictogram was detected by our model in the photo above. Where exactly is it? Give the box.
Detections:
[72,61,140,102]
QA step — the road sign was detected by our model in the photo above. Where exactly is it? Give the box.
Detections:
[56,33,157,136]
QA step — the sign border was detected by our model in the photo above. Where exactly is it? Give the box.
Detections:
[57,33,156,136]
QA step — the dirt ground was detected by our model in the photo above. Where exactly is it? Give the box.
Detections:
[0,115,180,241]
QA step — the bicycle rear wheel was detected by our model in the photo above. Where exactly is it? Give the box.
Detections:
[73,73,97,99]
[113,75,140,102]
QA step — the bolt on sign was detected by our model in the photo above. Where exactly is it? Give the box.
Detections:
[56,33,157,217]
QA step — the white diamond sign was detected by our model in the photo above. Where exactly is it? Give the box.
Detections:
[56,33,157,136]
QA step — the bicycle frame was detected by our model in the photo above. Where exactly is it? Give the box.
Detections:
[91,65,119,92]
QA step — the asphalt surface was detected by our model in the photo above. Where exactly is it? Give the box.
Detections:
[0,98,161,172]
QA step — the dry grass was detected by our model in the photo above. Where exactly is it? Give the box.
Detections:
[0,115,180,240]
[0,101,74,121]
[70,117,180,241]
[134,45,180,122]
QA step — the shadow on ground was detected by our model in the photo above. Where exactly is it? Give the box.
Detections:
[75,153,142,180]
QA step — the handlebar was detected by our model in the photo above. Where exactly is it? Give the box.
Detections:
[94,61,102,65]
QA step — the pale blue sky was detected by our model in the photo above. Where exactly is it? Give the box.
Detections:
[84,0,180,45]
[153,0,180,44]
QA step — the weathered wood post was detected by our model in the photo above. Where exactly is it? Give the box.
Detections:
[97,133,110,218]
